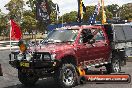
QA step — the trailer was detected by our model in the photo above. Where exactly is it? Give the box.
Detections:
[104,24,132,65]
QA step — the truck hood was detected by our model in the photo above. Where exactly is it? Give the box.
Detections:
[28,43,74,53]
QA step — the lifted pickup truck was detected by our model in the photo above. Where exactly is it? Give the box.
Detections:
[9,24,132,88]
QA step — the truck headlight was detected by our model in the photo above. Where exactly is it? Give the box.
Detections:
[17,54,23,61]
[43,54,51,60]
[51,54,56,60]
[26,53,32,61]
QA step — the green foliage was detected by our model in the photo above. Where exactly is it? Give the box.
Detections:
[97,8,113,21]
[26,0,36,12]
[0,13,8,36]
[59,11,78,23]
[50,12,57,24]
[5,0,24,23]
[21,10,37,33]
[59,5,113,23]
[83,6,95,22]
[120,3,132,21]
[26,0,56,32]
[107,4,119,17]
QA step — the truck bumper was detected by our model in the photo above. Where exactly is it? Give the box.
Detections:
[9,60,59,69]
[9,53,60,69]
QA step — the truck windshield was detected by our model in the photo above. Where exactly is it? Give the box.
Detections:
[43,29,78,43]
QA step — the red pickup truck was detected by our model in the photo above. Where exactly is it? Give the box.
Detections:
[9,25,127,88]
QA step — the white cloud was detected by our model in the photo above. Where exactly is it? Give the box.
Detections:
[0,0,9,14]
[52,0,78,15]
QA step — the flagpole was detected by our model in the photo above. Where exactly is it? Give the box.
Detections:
[56,4,58,24]
[101,0,104,24]
[9,20,12,51]
[62,12,63,27]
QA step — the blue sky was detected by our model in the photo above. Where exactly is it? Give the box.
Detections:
[0,0,131,15]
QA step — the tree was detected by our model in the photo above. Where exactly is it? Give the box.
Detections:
[0,13,8,40]
[83,6,112,23]
[5,0,24,23]
[58,5,113,24]
[26,0,56,32]
[96,7,113,21]
[107,4,119,17]
[59,11,78,23]
[83,6,95,22]
[26,0,36,12]
[21,10,37,38]
[26,0,55,12]
[120,3,132,21]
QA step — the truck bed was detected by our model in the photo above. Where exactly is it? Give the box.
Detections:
[104,24,132,49]
[112,24,132,43]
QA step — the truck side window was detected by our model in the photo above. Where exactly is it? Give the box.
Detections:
[95,30,105,40]
[79,29,94,43]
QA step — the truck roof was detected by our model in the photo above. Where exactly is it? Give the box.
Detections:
[55,25,102,30]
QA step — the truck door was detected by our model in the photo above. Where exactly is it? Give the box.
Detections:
[93,29,110,63]
[76,29,95,66]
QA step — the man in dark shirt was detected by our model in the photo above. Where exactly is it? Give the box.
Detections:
[82,29,94,43]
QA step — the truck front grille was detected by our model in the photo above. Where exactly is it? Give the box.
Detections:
[33,52,51,61]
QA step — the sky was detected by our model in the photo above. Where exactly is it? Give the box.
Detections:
[0,0,132,15]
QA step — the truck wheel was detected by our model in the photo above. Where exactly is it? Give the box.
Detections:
[54,63,78,88]
[105,55,121,74]
[18,69,39,86]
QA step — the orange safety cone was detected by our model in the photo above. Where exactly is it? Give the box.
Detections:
[0,64,3,76]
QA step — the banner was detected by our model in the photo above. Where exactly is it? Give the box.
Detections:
[77,0,86,23]
[10,19,22,40]
[88,1,101,24]
[36,0,51,23]
[101,0,106,24]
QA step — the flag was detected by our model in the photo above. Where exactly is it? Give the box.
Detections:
[82,2,86,13]
[101,0,106,24]
[10,19,22,40]
[77,0,86,23]
[56,4,59,13]
[95,1,100,15]
[88,1,101,25]
[88,12,97,25]
[102,11,106,24]
[36,0,51,23]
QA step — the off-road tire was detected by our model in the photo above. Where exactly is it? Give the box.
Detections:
[18,69,39,86]
[105,55,121,74]
[54,63,78,88]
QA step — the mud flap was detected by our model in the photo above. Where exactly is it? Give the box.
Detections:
[0,64,3,76]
